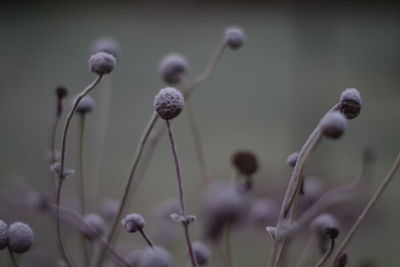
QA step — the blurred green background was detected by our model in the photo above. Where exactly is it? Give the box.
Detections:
[0,1,399,266]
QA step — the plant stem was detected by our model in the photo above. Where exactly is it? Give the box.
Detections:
[315,239,334,267]
[139,229,155,247]
[166,119,198,267]
[330,153,400,266]
[8,248,19,267]
[223,224,233,267]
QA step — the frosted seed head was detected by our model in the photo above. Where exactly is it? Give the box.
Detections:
[224,26,245,49]
[340,88,361,119]
[91,37,120,58]
[88,51,116,75]
[76,95,95,114]
[154,87,184,120]
[231,151,258,176]
[249,198,279,227]
[319,112,347,139]
[138,246,172,267]
[7,222,33,253]
[121,213,146,233]
[83,213,106,240]
[286,152,299,167]
[0,220,8,250]
[159,53,188,85]
[310,213,339,237]
[192,241,211,265]
[98,199,120,221]
[126,250,143,267]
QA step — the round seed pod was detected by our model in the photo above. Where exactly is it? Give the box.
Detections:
[310,213,339,237]
[121,213,146,233]
[88,51,116,75]
[126,250,143,267]
[0,220,8,250]
[98,198,119,221]
[83,213,106,240]
[340,88,361,119]
[192,241,211,265]
[56,86,68,99]
[76,95,95,114]
[159,53,188,85]
[224,27,245,49]
[286,152,299,167]
[7,222,33,253]
[319,112,347,139]
[153,87,184,120]
[91,37,120,58]
[138,246,172,267]
[231,151,258,176]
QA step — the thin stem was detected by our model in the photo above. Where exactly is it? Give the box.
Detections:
[315,239,335,267]
[223,224,233,267]
[331,153,400,266]
[95,112,159,267]
[139,229,155,247]
[48,109,62,196]
[166,120,198,267]
[8,248,19,267]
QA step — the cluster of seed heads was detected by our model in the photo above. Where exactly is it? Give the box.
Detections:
[0,220,33,254]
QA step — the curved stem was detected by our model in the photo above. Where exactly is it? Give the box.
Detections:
[139,229,155,247]
[8,248,19,267]
[315,239,334,267]
[166,120,198,267]
[331,153,400,266]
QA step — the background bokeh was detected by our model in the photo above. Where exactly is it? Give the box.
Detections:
[0,1,399,266]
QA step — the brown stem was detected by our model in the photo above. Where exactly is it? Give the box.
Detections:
[139,229,155,247]
[315,238,335,267]
[8,248,19,267]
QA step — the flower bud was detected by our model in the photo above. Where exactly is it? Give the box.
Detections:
[159,53,188,85]
[154,87,184,120]
[286,152,299,167]
[310,213,339,237]
[0,220,8,250]
[83,213,105,240]
[340,88,361,119]
[192,241,211,265]
[231,151,258,176]
[88,51,116,75]
[91,37,120,58]
[319,112,347,139]
[7,222,33,253]
[224,26,245,49]
[76,95,95,114]
[121,213,146,233]
[138,246,172,267]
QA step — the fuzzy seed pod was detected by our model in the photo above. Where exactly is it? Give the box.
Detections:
[7,222,33,253]
[56,86,68,99]
[192,241,211,265]
[286,152,299,167]
[319,112,347,139]
[340,88,361,119]
[126,250,144,267]
[249,198,278,227]
[138,246,172,267]
[122,213,146,233]
[83,213,106,240]
[224,27,245,49]
[91,37,120,58]
[98,199,119,221]
[0,220,8,250]
[89,51,116,75]
[153,87,184,120]
[310,213,339,237]
[159,53,188,85]
[76,95,95,114]
[231,151,258,176]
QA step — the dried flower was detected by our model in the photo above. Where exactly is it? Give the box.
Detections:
[76,95,95,114]
[91,36,120,58]
[231,151,258,176]
[159,53,189,85]
[311,214,340,253]
[286,152,299,167]
[340,88,361,119]
[98,199,119,221]
[319,112,347,139]
[154,87,184,120]
[126,250,144,267]
[0,220,8,250]
[192,241,211,265]
[122,213,146,233]
[82,213,105,240]
[7,222,33,253]
[249,198,278,227]
[224,26,245,49]
[138,246,172,267]
[89,51,116,75]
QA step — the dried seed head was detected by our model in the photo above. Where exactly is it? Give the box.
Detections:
[138,246,172,267]
[231,151,258,176]
[159,53,188,85]
[249,198,279,227]
[83,213,106,240]
[0,220,8,250]
[154,87,184,120]
[76,95,95,114]
[7,222,33,253]
[224,26,245,49]
[340,88,361,119]
[98,199,119,221]
[310,213,339,236]
[286,152,299,167]
[319,112,347,139]
[56,86,68,100]
[192,241,211,265]
[89,51,116,75]
[91,37,120,58]
[126,250,144,267]
[121,213,146,233]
